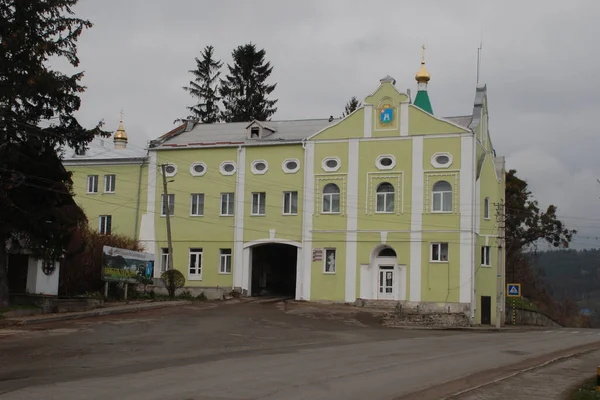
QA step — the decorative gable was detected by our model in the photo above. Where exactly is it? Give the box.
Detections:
[246,120,276,139]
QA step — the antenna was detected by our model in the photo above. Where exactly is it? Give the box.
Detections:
[476,32,483,84]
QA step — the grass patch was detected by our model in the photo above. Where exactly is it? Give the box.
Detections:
[506,297,540,312]
[570,377,600,400]
[0,304,40,313]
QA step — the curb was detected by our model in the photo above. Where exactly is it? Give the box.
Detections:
[4,301,192,326]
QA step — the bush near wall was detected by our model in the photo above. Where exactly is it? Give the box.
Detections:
[59,226,142,296]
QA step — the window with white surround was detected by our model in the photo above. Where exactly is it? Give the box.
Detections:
[219,161,237,176]
[324,248,336,273]
[161,194,175,216]
[190,193,204,216]
[104,174,116,193]
[160,248,170,272]
[99,215,112,235]
[481,246,491,266]
[251,192,266,215]
[190,162,207,177]
[322,157,341,172]
[220,192,234,216]
[189,248,203,279]
[376,155,396,170]
[431,243,449,262]
[484,197,490,220]
[432,181,452,212]
[283,191,298,215]
[251,160,268,175]
[431,152,453,168]
[322,183,341,214]
[220,249,232,274]
[376,182,395,213]
[161,164,177,177]
[87,175,98,193]
[282,158,300,173]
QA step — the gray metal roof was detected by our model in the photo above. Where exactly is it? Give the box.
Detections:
[62,136,148,164]
[154,118,338,149]
[443,115,473,129]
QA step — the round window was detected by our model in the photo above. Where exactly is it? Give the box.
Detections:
[435,155,450,165]
[379,157,393,167]
[223,163,235,172]
[42,260,55,276]
[193,164,205,174]
[285,160,298,170]
[326,159,338,168]
[254,162,266,171]
[165,165,176,174]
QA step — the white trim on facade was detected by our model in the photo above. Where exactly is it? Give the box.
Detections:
[219,160,237,176]
[139,151,157,263]
[282,158,300,174]
[321,156,341,172]
[313,132,473,144]
[300,141,315,300]
[345,139,359,302]
[409,136,424,302]
[250,159,268,175]
[189,162,207,177]
[400,102,409,136]
[431,152,453,169]
[375,154,396,170]
[233,147,246,290]
[363,105,373,138]
[459,135,475,308]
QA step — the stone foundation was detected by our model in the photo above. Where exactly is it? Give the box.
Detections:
[142,284,231,300]
[505,308,562,327]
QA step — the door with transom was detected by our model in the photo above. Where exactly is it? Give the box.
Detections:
[378,265,395,300]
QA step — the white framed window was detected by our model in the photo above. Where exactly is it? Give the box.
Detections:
[376,182,395,213]
[160,247,170,272]
[251,160,268,175]
[432,181,452,212]
[220,249,232,274]
[190,193,204,216]
[189,248,203,279]
[104,174,116,193]
[431,243,449,262]
[324,248,336,273]
[484,197,490,220]
[282,158,300,174]
[283,191,298,215]
[160,164,177,177]
[431,152,453,168]
[376,155,396,170]
[220,192,234,216]
[99,215,112,235]
[190,162,207,177]
[322,183,340,214]
[251,192,266,215]
[481,246,491,266]
[87,175,98,193]
[219,161,237,176]
[161,194,175,216]
[321,157,341,172]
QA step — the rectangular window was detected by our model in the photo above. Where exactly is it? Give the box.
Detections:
[189,248,203,278]
[190,193,204,216]
[251,192,266,215]
[481,246,491,266]
[324,248,336,273]
[161,194,175,216]
[87,175,98,193]
[220,249,232,274]
[283,191,298,215]
[160,247,170,272]
[220,192,234,216]
[484,197,490,220]
[431,243,449,262]
[104,174,116,193]
[99,215,112,235]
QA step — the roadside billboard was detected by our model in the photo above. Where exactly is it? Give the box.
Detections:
[101,246,155,284]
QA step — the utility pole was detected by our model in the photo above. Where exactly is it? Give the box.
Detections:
[161,164,174,272]
[496,200,506,328]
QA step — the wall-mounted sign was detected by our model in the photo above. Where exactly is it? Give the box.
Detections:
[312,248,323,262]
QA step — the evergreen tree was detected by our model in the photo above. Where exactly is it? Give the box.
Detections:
[0,0,105,307]
[182,45,223,123]
[220,43,278,122]
[342,96,361,117]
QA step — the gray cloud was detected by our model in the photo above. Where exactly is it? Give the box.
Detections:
[67,0,600,248]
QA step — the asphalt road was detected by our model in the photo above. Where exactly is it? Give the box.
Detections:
[1,301,599,400]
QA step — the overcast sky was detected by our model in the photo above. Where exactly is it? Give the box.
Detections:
[65,0,600,249]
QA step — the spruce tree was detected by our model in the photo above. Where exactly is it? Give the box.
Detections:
[182,45,223,123]
[0,0,105,306]
[342,96,361,117]
[220,43,278,122]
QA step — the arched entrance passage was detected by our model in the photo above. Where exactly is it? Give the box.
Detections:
[243,240,301,298]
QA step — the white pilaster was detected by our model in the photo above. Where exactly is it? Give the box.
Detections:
[300,141,315,300]
[233,146,246,291]
[363,105,373,138]
[400,103,409,136]
[460,136,475,305]
[345,139,359,302]
[409,137,423,301]
[139,150,157,260]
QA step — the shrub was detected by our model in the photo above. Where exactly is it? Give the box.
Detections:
[161,270,185,300]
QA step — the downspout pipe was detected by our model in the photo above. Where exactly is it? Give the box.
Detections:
[133,155,147,241]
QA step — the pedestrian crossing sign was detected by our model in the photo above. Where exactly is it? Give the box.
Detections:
[507,283,521,297]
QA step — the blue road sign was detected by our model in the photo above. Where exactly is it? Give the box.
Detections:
[507,283,521,297]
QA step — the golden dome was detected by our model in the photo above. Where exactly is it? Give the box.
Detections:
[415,61,431,83]
[114,120,128,141]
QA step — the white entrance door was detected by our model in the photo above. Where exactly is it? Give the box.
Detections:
[378,266,394,300]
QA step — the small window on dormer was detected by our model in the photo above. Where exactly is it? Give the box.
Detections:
[251,127,260,138]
